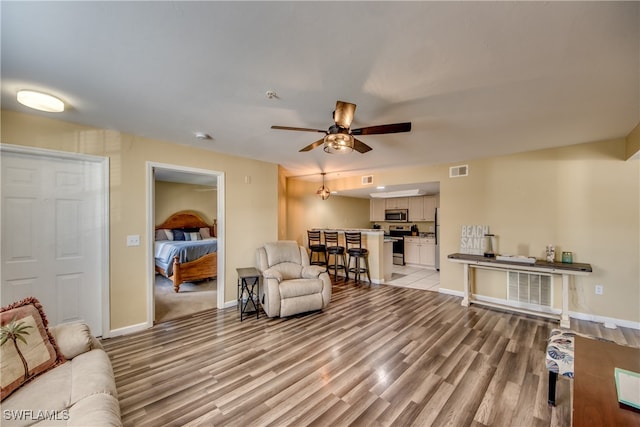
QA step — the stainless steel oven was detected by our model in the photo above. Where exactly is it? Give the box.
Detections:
[389,225,412,265]
[385,209,408,222]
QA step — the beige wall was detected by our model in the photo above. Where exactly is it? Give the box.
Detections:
[284,176,371,246]
[154,181,217,226]
[1,110,279,331]
[285,138,640,325]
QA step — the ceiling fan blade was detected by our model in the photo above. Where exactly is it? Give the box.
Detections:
[299,138,326,152]
[351,122,412,136]
[353,138,372,153]
[271,125,326,133]
[334,101,356,129]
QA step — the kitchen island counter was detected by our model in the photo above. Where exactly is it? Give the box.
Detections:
[311,229,390,283]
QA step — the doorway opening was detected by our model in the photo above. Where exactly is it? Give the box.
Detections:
[146,162,224,325]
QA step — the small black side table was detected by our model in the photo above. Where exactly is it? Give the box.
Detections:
[236,267,261,321]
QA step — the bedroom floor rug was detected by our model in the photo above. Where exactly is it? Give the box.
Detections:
[154,275,217,323]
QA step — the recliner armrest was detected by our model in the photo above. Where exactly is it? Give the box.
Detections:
[302,265,326,279]
[262,268,283,282]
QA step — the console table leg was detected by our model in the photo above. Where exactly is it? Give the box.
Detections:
[462,263,470,307]
[560,274,570,328]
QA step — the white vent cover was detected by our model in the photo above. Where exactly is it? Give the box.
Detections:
[507,271,552,308]
[449,165,468,178]
[362,175,373,185]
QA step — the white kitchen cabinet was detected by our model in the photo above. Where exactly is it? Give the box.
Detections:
[404,237,436,267]
[408,197,424,221]
[370,198,386,221]
[404,237,420,265]
[422,196,437,221]
[421,238,436,266]
[385,197,409,210]
[408,196,437,221]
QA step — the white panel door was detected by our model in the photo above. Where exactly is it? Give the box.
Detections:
[1,148,106,335]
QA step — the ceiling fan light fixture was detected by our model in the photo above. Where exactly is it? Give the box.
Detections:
[323,133,354,154]
[317,172,330,200]
[17,90,65,112]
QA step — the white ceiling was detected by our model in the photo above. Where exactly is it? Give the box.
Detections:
[2,2,638,187]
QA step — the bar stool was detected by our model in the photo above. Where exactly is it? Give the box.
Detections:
[307,230,327,267]
[345,232,371,284]
[324,231,347,281]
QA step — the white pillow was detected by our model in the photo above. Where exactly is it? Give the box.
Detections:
[186,232,201,241]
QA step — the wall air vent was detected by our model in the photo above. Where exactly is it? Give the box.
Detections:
[362,175,373,185]
[449,165,468,178]
[507,271,552,309]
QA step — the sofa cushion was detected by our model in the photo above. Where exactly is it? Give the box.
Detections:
[1,349,119,427]
[63,392,121,427]
[1,297,66,401]
[70,350,118,405]
[0,361,73,426]
[279,278,323,299]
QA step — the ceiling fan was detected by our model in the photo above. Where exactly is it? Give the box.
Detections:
[271,100,411,154]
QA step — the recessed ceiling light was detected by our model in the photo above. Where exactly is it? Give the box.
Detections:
[194,132,213,140]
[17,90,64,112]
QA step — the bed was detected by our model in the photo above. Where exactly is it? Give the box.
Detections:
[154,211,218,292]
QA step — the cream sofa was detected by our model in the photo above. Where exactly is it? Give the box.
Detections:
[1,322,121,426]
[256,241,332,317]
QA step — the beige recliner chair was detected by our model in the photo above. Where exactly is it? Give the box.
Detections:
[256,240,332,317]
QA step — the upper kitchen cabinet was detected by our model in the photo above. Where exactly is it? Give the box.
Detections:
[409,196,437,221]
[385,197,409,210]
[370,198,385,221]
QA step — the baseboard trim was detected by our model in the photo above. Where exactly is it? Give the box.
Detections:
[569,310,640,330]
[437,289,640,330]
[108,321,151,338]
[438,288,464,298]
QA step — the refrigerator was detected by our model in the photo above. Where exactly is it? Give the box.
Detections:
[435,208,440,271]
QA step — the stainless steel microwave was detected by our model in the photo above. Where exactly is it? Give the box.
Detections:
[385,209,408,222]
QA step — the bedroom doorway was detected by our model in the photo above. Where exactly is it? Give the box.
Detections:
[146,162,224,325]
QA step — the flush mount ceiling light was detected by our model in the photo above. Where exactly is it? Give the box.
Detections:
[323,132,354,154]
[317,172,331,200]
[370,189,425,198]
[17,90,65,112]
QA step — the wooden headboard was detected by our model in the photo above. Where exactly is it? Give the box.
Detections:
[156,211,217,237]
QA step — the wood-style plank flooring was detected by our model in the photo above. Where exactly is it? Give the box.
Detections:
[101,279,640,427]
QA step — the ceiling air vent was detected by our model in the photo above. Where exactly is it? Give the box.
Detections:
[449,165,468,178]
[362,175,373,185]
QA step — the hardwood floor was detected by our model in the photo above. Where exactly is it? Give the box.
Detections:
[102,279,640,427]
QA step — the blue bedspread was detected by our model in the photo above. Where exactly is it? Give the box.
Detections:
[155,238,218,277]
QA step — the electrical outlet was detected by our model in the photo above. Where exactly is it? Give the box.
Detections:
[595,285,604,295]
[127,235,140,247]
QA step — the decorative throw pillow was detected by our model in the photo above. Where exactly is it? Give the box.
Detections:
[155,229,168,241]
[199,227,211,239]
[172,229,186,241]
[1,297,66,401]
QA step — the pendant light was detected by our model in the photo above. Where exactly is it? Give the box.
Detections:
[317,172,330,200]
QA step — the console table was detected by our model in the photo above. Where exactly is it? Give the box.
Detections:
[448,253,592,328]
